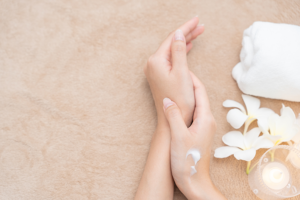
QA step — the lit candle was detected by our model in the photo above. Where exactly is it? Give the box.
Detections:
[262,162,290,190]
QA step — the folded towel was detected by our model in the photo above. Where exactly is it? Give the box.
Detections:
[232,21,300,102]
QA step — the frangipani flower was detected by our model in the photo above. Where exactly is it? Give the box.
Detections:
[258,105,300,146]
[214,128,274,161]
[223,95,274,130]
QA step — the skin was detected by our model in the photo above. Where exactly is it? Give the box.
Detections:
[134,17,226,200]
[163,73,226,200]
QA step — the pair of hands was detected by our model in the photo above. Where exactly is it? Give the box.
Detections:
[144,17,223,199]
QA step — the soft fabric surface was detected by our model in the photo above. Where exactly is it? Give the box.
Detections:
[1,0,300,199]
[233,21,300,102]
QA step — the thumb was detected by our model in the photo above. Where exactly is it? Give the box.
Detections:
[171,29,187,71]
[163,98,187,140]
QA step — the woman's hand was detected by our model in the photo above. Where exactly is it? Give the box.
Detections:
[163,73,227,200]
[144,16,204,126]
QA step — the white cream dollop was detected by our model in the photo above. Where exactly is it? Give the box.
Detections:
[186,148,201,176]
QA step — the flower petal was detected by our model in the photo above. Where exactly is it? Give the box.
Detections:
[242,94,260,116]
[227,109,248,129]
[256,108,275,121]
[223,100,246,114]
[281,126,298,142]
[252,136,274,150]
[257,117,269,135]
[280,104,296,120]
[256,107,274,133]
[234,149,256,161]
[244,128,261,148]
[264,134,282,145]
[214,146,242,158]
[222,131,245,149]
[268,114,280,136]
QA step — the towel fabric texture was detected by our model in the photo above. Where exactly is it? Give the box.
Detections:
[1,0,300,200]
[233,22,300,102]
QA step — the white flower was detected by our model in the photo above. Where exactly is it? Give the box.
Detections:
[258,105,300,146]
[223,95,274,130]
[214,128,274,161]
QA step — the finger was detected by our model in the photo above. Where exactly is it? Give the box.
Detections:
[163,98,187,140]
[157,16,199,55]
[186,42,193,53]
[171,29,187,70]
[190,71,211,120]
[185,24,204,43]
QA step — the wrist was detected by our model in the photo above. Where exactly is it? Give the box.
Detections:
[184,175,209,200]
[156,105,192,128]
[156,107,169,127]
[182,175,226,200]
[155,112,170,132]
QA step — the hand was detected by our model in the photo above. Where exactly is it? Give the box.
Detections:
[144,17,204,126]
[163,73,226,200]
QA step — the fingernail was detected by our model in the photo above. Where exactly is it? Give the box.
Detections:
[163,98,174,110]
[175,29,184,41]
[195,15,198,18]
[197,24,204,27]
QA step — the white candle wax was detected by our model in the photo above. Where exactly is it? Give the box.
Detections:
[262,162,290,190]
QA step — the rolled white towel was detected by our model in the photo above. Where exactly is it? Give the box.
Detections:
[232,21,300,102]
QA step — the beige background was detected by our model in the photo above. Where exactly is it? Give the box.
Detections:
[0,0,300,199]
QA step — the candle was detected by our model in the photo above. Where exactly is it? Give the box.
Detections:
[262,162,290,190]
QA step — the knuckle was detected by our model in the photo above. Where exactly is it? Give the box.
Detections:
[147,55,161,69]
